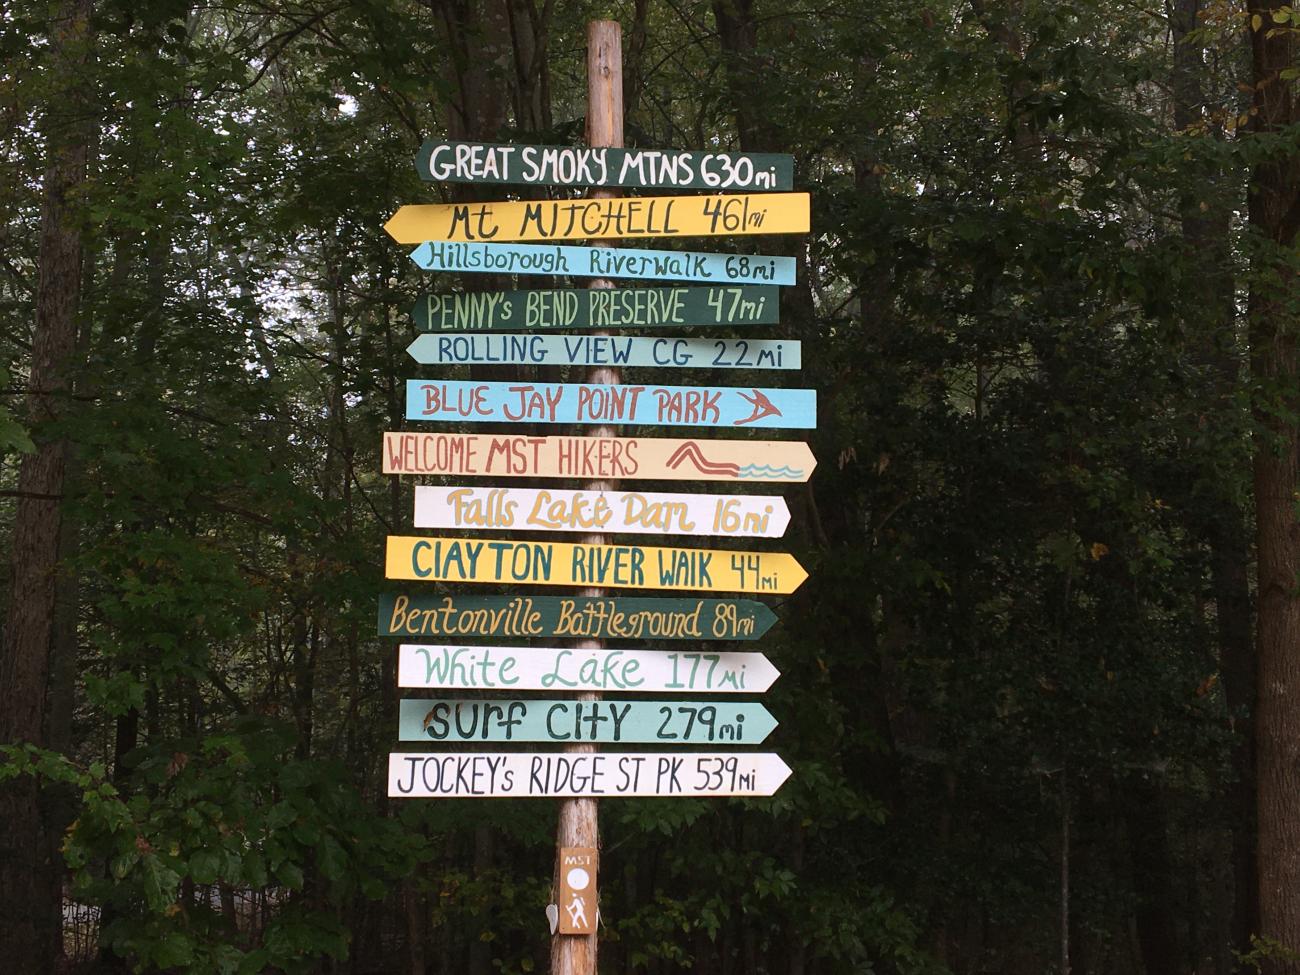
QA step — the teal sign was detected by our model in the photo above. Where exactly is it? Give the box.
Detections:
[398,699,777,744]
[406,334,800,370]
[410,241,796,286]
[406,380,816,429]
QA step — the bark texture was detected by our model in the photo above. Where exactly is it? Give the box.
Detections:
[0,0,94,967]
[1249,3,1300,969]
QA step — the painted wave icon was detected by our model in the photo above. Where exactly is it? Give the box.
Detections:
[665,441,806,481]
[737,464,805,479]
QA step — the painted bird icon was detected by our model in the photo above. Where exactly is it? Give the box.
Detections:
[734,389,783,426]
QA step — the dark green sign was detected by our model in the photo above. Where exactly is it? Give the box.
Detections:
[410,286,779,332]
[415,140,794,191]
[378,593,777,642]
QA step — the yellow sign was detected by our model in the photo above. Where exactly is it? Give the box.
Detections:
[383,193,810,244]
[384,536,808,595]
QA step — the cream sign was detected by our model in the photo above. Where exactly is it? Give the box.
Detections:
[413,486,790,538]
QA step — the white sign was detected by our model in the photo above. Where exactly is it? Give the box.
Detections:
[388,751,793,798]
[413,486,790,538]
[397,644,780,693]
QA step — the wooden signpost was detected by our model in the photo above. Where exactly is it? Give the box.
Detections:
[380,23,808,970]
[413,486,791,538]
[410,241,797,285]
[396,644,781,693]
[385,535,809,594]
[376,594,779,641]
[405,380,816,429]
[398,699,779,744]
[406,334,800,369]
[388,751,793,798]
[409,285,779,331]
[415,140,795,190]
[381,432,816,482]
[383,192,810,244]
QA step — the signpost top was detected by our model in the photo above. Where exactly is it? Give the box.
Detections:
[414,140,795,191]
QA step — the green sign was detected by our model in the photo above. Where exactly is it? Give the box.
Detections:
[410,285,778,331]
[377,593,777,641]
[415,140,795,191]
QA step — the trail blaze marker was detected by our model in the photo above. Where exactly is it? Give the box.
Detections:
[398,699,779,744]
[388,751,794,798]
[405,379,816,430]
[381,432,817,482]
[415,140,795,190]
[414,486,791,538]
[385,535,809,594]
[410,241,796,285]
[383,192,810,244]
[376,594,779,641]
[557,848,598,935]
[396,644,781,694]
[406,334,800,369]
[409,285,779,331]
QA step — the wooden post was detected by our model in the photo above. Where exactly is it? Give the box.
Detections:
[550,19,621,975]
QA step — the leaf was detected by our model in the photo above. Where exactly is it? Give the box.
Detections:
[189,848,221,885]
[151,931,194,968]
[274,860,304,889]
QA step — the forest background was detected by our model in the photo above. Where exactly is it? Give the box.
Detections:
[6,0,1300,973]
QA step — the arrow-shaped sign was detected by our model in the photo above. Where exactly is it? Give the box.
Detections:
[377,594,779,641]
[409,241,797,286]
[405,380,816,430]
[408,285,778,331]
[381,432,817,483]
[397,644,781,693]
[384,193,810,244]
[389,751,793,798]
[414,140,795,191]
[413,486,791,538]
[406,334,800,370]
[385,536,809,594]
[398,699,778,745]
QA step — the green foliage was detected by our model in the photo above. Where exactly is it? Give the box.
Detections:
[0,0,1271,970]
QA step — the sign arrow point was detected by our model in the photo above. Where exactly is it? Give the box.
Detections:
[771,755,794,793]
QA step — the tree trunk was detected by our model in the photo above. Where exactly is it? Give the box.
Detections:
[1248,3,1300,968]
[1171,0,1258,956]
[0,0,93,968]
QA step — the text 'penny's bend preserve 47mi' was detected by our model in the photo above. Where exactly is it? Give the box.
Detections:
[378,21,811,951]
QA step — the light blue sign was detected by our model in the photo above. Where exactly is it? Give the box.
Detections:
[405,379,816,429]
[406,334,801,370]
[398,698,778,744]
[409,241,796,286]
